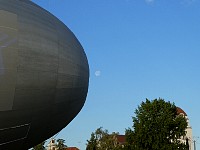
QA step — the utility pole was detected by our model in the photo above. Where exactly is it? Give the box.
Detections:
[193,136,199,150]
[194,140,196,150]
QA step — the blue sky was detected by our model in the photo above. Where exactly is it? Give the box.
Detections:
[32,0,200,149]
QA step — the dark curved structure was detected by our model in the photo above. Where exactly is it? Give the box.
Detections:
[0,0,89,149]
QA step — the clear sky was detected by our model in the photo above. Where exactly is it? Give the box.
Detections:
[32,0,200,149]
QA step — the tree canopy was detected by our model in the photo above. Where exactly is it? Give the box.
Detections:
[32,141,46,150]
[86,127,124,150]
[125,98,188,150]
[56,138,67,150]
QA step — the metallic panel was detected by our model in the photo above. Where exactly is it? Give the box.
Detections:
[0,0,89,149]
[0,10,18,111]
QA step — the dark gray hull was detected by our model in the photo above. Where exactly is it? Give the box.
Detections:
[0,0,89,149]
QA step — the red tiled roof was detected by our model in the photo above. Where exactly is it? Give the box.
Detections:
[176,107,187,116]
[116,135,126,144]
[66,147,79,150]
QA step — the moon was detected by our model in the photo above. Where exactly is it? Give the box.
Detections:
[95,70,101,77]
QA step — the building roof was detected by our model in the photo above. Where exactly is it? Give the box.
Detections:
[116,135,126,144]
[176,107,187,116]
[66,147,79,150]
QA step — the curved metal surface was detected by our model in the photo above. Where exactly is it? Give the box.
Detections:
[0,0,89,149]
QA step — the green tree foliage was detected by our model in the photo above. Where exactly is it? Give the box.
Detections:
[86,132,98,150]
[56,139,67,150]
[32,141,46,150]
[125,98,188,150]
[86,127,124,150]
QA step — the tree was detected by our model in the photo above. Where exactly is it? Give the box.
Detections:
[125,98,188,150]
[86,127,123,150]
[124,128,135,150]
[32,141,46,150]
[56,139,67,150]
[86,132,98,150]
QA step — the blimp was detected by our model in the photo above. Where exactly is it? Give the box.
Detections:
[0,0,89,149]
